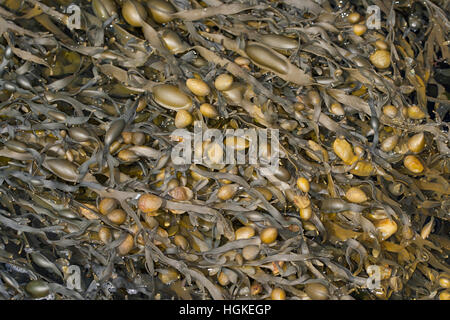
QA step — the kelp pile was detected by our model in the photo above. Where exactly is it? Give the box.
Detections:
[0,0,448,300]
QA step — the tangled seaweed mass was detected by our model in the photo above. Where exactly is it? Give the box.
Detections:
[0,0,448,300]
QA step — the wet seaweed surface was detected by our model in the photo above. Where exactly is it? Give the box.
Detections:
[0,0,449,300]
